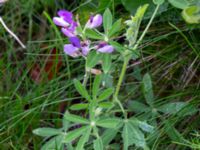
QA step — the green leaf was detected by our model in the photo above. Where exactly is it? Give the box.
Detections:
[157,102,187,114]
[85,29,104,40]
[182,6,200,24]
[109,41,124,53]
[93,75,102,99]
[102,73,113,88]
[63,126,89,143]
[102,54,112,74]
[127,100,150,113]
[142,73,154,106]
[130,118,154,133]
[94,137,104,150]
[33,128,62,137]
[103,8,113,34]
[108,19,122,37]
[70,103,89,111]
[153,0,165,5]
[102,129,118,146]
[122,121,146,149]
[74,79,91,101]
[97,88,113,101]
[96,118,121,128]
[99,102,114,109]
[41,135,63,150]
[76,127,91,150]
[86,51,102,69]
[64,112,89,124]
[168,0,189,9]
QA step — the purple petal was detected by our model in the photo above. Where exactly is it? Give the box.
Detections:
[97,45,114,53]
[61,28,75,37]
[64,44,80,57]
[69,37,81,48]
[86,14,102,29]
[58,10,73,23]
[68,21,78,32]
[53,17,69,27]
[81,41,90,56]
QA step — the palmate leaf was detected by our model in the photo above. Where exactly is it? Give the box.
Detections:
[102,129,118,146]
[108,19,122,37]
[122,121,146,149]
[102,54,112,74]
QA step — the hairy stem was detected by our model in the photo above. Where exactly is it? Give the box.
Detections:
[113,4,160,115]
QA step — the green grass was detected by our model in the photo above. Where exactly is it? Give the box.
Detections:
[0,0,200,149]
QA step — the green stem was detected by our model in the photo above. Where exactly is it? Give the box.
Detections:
[83,70,89,86]
[112,4,160,116]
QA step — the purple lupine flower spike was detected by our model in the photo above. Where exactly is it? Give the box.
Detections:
[86,14,103,29]
[97,42,114,53]
[64,44,81,58]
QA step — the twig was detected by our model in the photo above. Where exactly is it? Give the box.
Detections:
[0,16,26,49]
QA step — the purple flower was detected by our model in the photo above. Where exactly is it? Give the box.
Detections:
[64,44,81,58]
[69,37,81,48]
[97,42,114,53]
[86,14,103,29]
[57,10,73,24]
[81,41,90,56]
[53,17,69,27]
[61,28,75,37]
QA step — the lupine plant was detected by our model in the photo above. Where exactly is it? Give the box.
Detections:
[32,1,197,149]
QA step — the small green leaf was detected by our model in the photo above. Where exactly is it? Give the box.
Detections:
[153,0,165,5]
[86,51,102,69]
[76,127,91,150]
[41,135,63,150]
[93,75,102,99]
[85,29,104,40]
[97,88,114,101]
[182,6,200,24]
[64,112,89,124]
[70,103,89,111]
[103,8,113,34]
[142,73,154,106]
[168,0,189,9]
[102,54,112,74]
[96,118,121,128]
[94,137,104,150]
[130,118,154,133]
[127,100,150,113]
[108,19,122,37]
[157,102,187,114]
[63,126,89,143]
[33,128,62,137]
[122,121,146,149]
[99,102,114,109]
[74,79,91,101]
[102,129,118,146]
